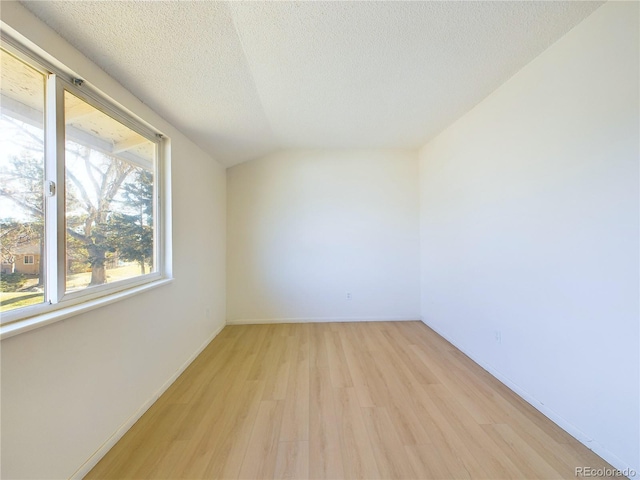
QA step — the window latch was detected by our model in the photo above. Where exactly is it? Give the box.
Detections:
[46,181,56,197]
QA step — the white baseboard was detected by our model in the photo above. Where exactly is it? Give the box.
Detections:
[419,317,638,477]
[227,316,419,325]
[69,322,226,480]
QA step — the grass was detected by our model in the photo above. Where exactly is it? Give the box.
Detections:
[1,263,149,313]
[66,264,145,291]
[0,292,44,312]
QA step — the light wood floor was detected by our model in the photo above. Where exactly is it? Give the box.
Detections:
[87,321,615,479]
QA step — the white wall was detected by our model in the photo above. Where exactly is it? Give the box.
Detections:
[227,149,420,323]
[419,1,638,473]
[0,4,226,479]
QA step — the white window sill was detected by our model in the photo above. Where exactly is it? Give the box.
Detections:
[0,278,173,340]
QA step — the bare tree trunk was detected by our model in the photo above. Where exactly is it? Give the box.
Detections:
[87,243,108,286]
[37,239,44,287]
[90,264,106,286]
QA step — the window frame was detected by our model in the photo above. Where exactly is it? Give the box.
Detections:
[23,255,35,265]
[0,32,170,329]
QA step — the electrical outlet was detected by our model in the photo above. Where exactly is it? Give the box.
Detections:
[346,292,352,300]
[494,330,501,344]
[205,307,211,319]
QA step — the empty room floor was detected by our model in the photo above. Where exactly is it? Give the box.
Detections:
[87,322,614,479]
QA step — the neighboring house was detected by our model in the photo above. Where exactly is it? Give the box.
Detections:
[1,241,41,275]
[0,259,14,274]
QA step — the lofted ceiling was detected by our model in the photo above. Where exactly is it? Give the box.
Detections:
[19,1,603,167]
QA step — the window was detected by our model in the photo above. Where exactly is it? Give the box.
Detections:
[64,91,157,293]
[0,36,167,327]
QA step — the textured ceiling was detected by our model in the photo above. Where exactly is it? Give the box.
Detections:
[19,1,602,167]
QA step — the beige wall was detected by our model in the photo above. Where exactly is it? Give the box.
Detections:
[14,254,40,275]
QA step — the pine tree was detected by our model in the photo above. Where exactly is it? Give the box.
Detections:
[107,169,153,274]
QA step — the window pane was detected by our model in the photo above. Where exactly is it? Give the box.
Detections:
[64,91,156,293]
[0,48,46,313]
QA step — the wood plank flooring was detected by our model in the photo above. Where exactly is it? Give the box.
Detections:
[87,322,616,479]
